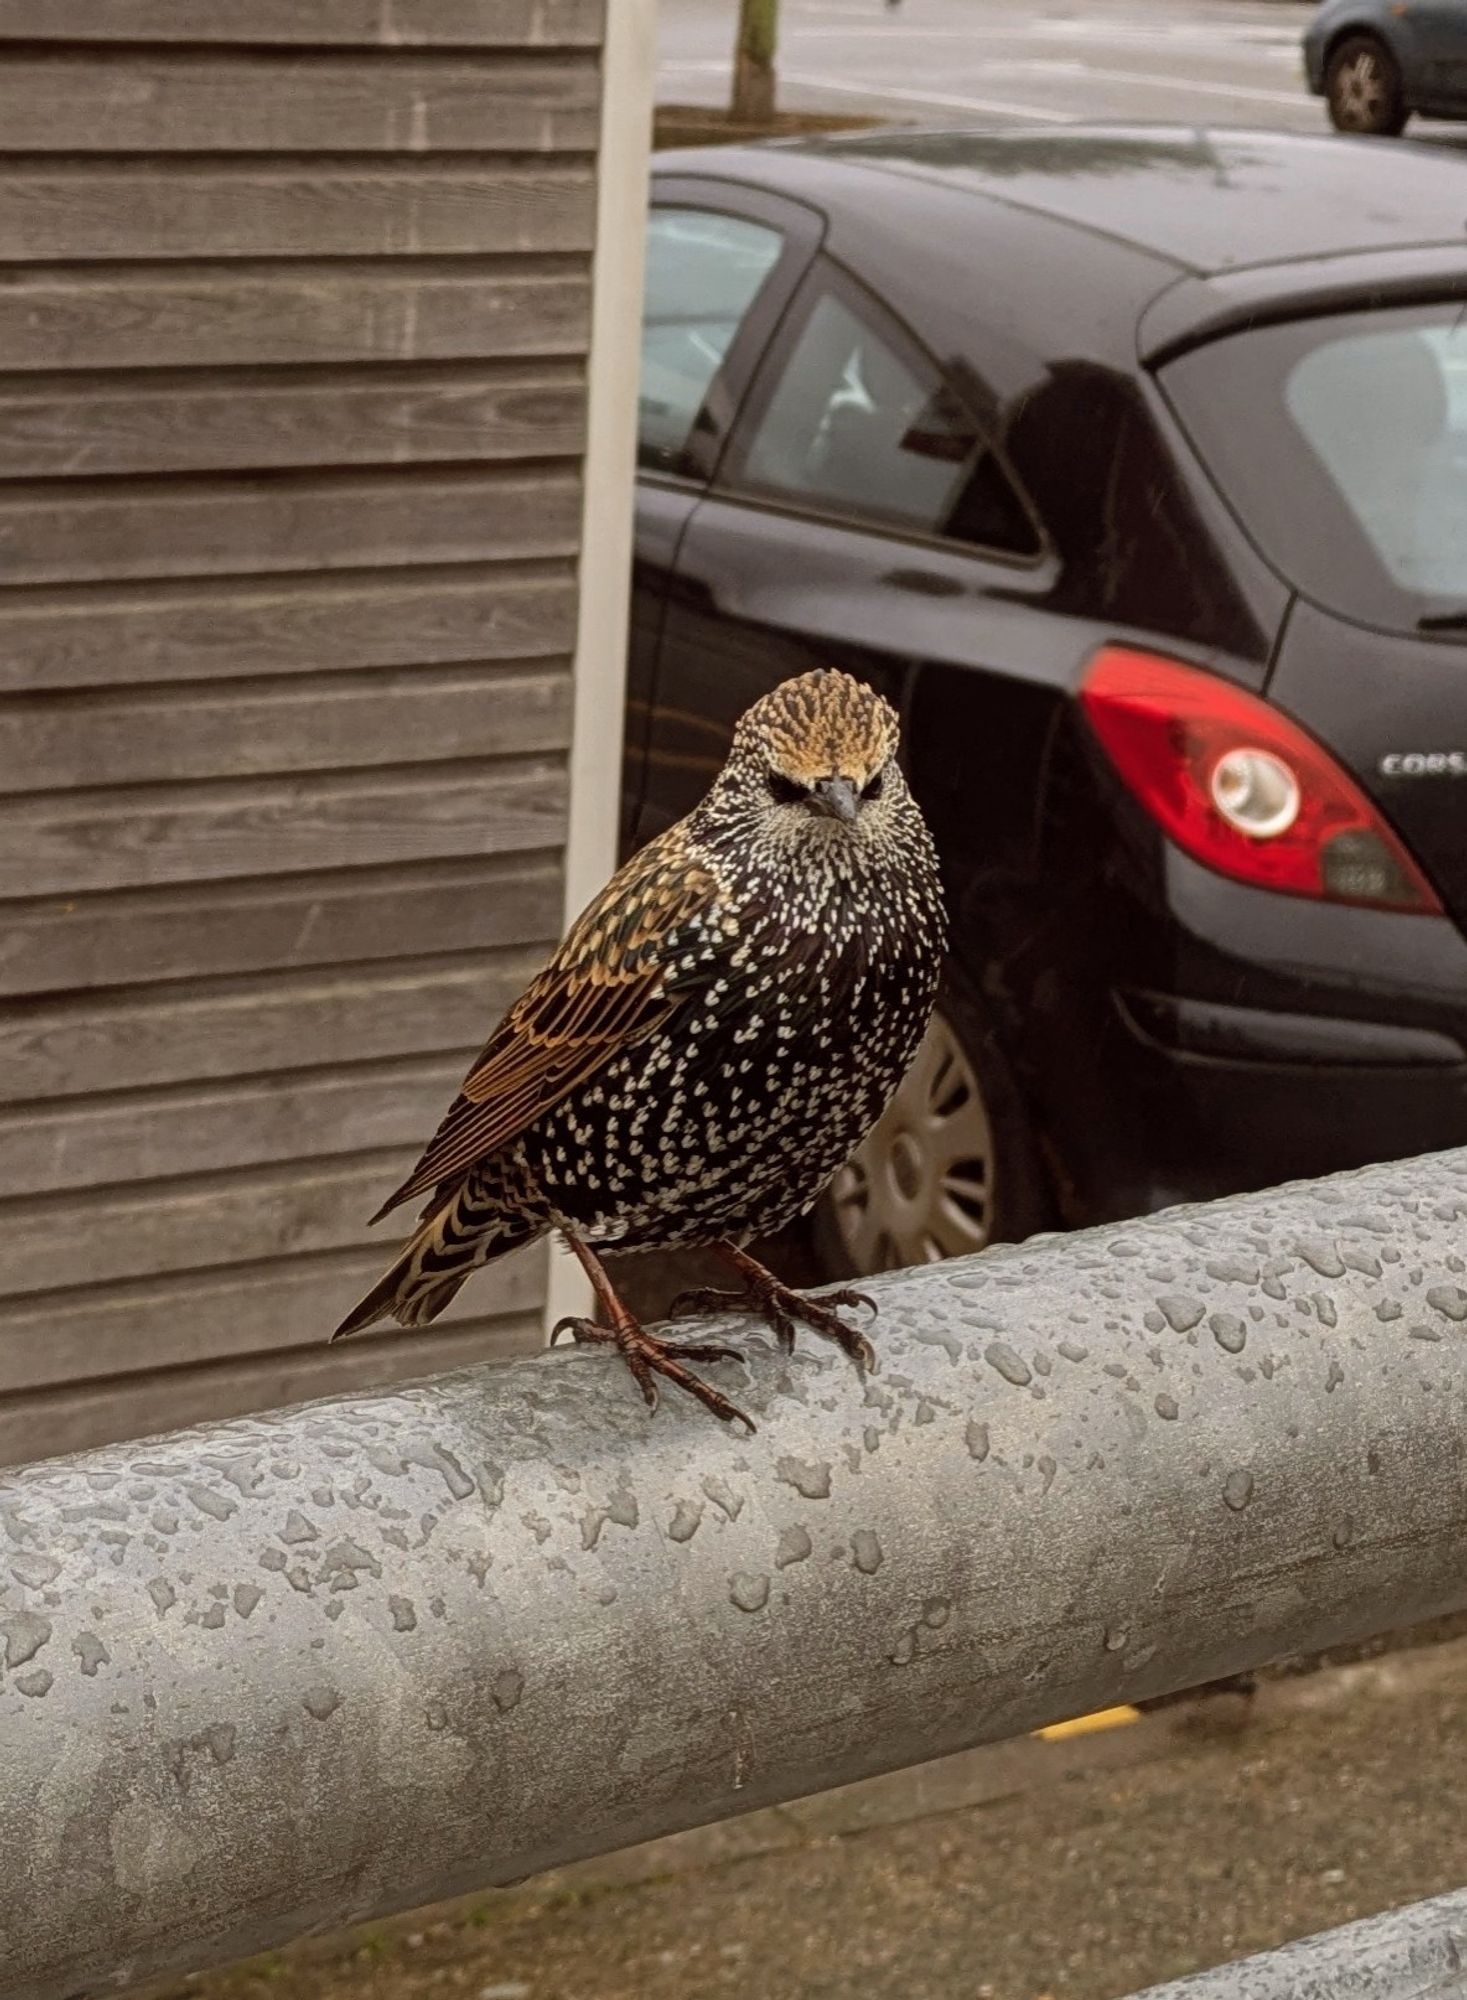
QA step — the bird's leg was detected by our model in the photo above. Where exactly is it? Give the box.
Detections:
[551,1232,756,1431]
[671,1240,877,1372]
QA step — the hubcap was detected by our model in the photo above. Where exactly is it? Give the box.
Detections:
[825,1009,995,1274]
[1335,51,1386,128]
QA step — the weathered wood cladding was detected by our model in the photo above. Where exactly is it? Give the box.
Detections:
[0,362,587,479]
[0,2,605,44]
[0,54,602,154]
[0,265,592,374]
[0,6,607,1460]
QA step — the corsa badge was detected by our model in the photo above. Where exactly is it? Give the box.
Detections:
[1379,751,1467,777]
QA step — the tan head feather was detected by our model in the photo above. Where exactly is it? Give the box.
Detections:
[734,669,898,787]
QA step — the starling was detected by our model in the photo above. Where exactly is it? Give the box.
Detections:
[334,668,947,1428]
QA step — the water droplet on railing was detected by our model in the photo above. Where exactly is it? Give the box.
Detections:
[729,1573,770,1614]
[851,1531,883,1576]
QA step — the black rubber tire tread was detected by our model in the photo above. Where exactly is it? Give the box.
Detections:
[1326,32,1408,137]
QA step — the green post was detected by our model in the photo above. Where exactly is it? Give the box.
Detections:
[732,0,778,125]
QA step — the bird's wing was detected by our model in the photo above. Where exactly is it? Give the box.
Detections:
[370,832,726,1221]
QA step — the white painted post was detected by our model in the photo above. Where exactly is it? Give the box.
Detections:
[547,0,659,1335]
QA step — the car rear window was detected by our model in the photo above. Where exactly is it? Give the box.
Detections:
[1161,302,1467,633]
[730,270,1042,559]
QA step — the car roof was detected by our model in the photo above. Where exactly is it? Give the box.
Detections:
[654,127,1467,367]
[658,126,1467,276]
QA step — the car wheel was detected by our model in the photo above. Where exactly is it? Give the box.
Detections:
[1326,34,1408,135]
[813,984,1052,1278]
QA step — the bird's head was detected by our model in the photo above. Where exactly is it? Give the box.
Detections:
[719,669,903,836]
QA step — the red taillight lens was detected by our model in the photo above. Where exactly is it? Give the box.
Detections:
[1080,646,1442,915]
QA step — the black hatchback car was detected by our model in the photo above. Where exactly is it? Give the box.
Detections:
[623,128,1467,1277]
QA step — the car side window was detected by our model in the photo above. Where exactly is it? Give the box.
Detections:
[734,279,1040,558]
[638,208,785,474]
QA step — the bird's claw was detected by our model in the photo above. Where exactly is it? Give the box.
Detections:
[550,1314,755,1432]
[671,1274,877,1372]
[820,1286,878,1317]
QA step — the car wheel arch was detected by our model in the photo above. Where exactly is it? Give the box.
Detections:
[1324,20,1406,90]
[1324,20,1394,66]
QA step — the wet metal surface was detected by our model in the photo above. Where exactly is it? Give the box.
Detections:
[1129,1886,1467,1997]
[7,1147,1467,1999]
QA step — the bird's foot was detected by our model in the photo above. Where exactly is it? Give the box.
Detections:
[550,1314,755,1432]
[671,1263,877,1372]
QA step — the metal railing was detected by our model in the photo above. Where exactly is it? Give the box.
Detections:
[1133,1887,1467,1997]
[6,1146,1467,2000]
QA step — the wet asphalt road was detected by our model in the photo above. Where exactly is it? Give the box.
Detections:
[658,0,1467,142]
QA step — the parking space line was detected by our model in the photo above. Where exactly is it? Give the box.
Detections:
[1036,60,1304,106]
[789,27,1016,39]
[776,71,1076,123]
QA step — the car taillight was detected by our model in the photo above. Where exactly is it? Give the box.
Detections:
[1079,646,1442,915]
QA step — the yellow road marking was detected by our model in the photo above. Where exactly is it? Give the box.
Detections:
[1034,1705,1141,1741]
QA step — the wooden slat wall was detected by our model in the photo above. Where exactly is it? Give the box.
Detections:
[0,1,607,1465]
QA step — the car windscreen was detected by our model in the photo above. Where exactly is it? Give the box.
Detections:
[1160,302,1467,634]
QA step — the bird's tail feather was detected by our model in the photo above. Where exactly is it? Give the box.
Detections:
[332,1175,540,1341]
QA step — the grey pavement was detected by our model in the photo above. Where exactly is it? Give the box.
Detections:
[657,0,1458,139]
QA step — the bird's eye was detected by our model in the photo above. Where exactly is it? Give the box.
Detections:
[861,767,886,801]
[766,772,808,806]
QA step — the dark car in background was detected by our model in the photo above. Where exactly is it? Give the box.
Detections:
[1305,0,1467,134]
[624,127,1467,1278]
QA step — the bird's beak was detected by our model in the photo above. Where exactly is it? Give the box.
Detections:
[807,774,861,825]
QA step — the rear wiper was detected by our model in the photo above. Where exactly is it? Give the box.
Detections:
[1417,609,1467,632]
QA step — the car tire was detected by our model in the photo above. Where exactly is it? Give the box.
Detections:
[1326,34,1408,136]
[812,975,1053,1279]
